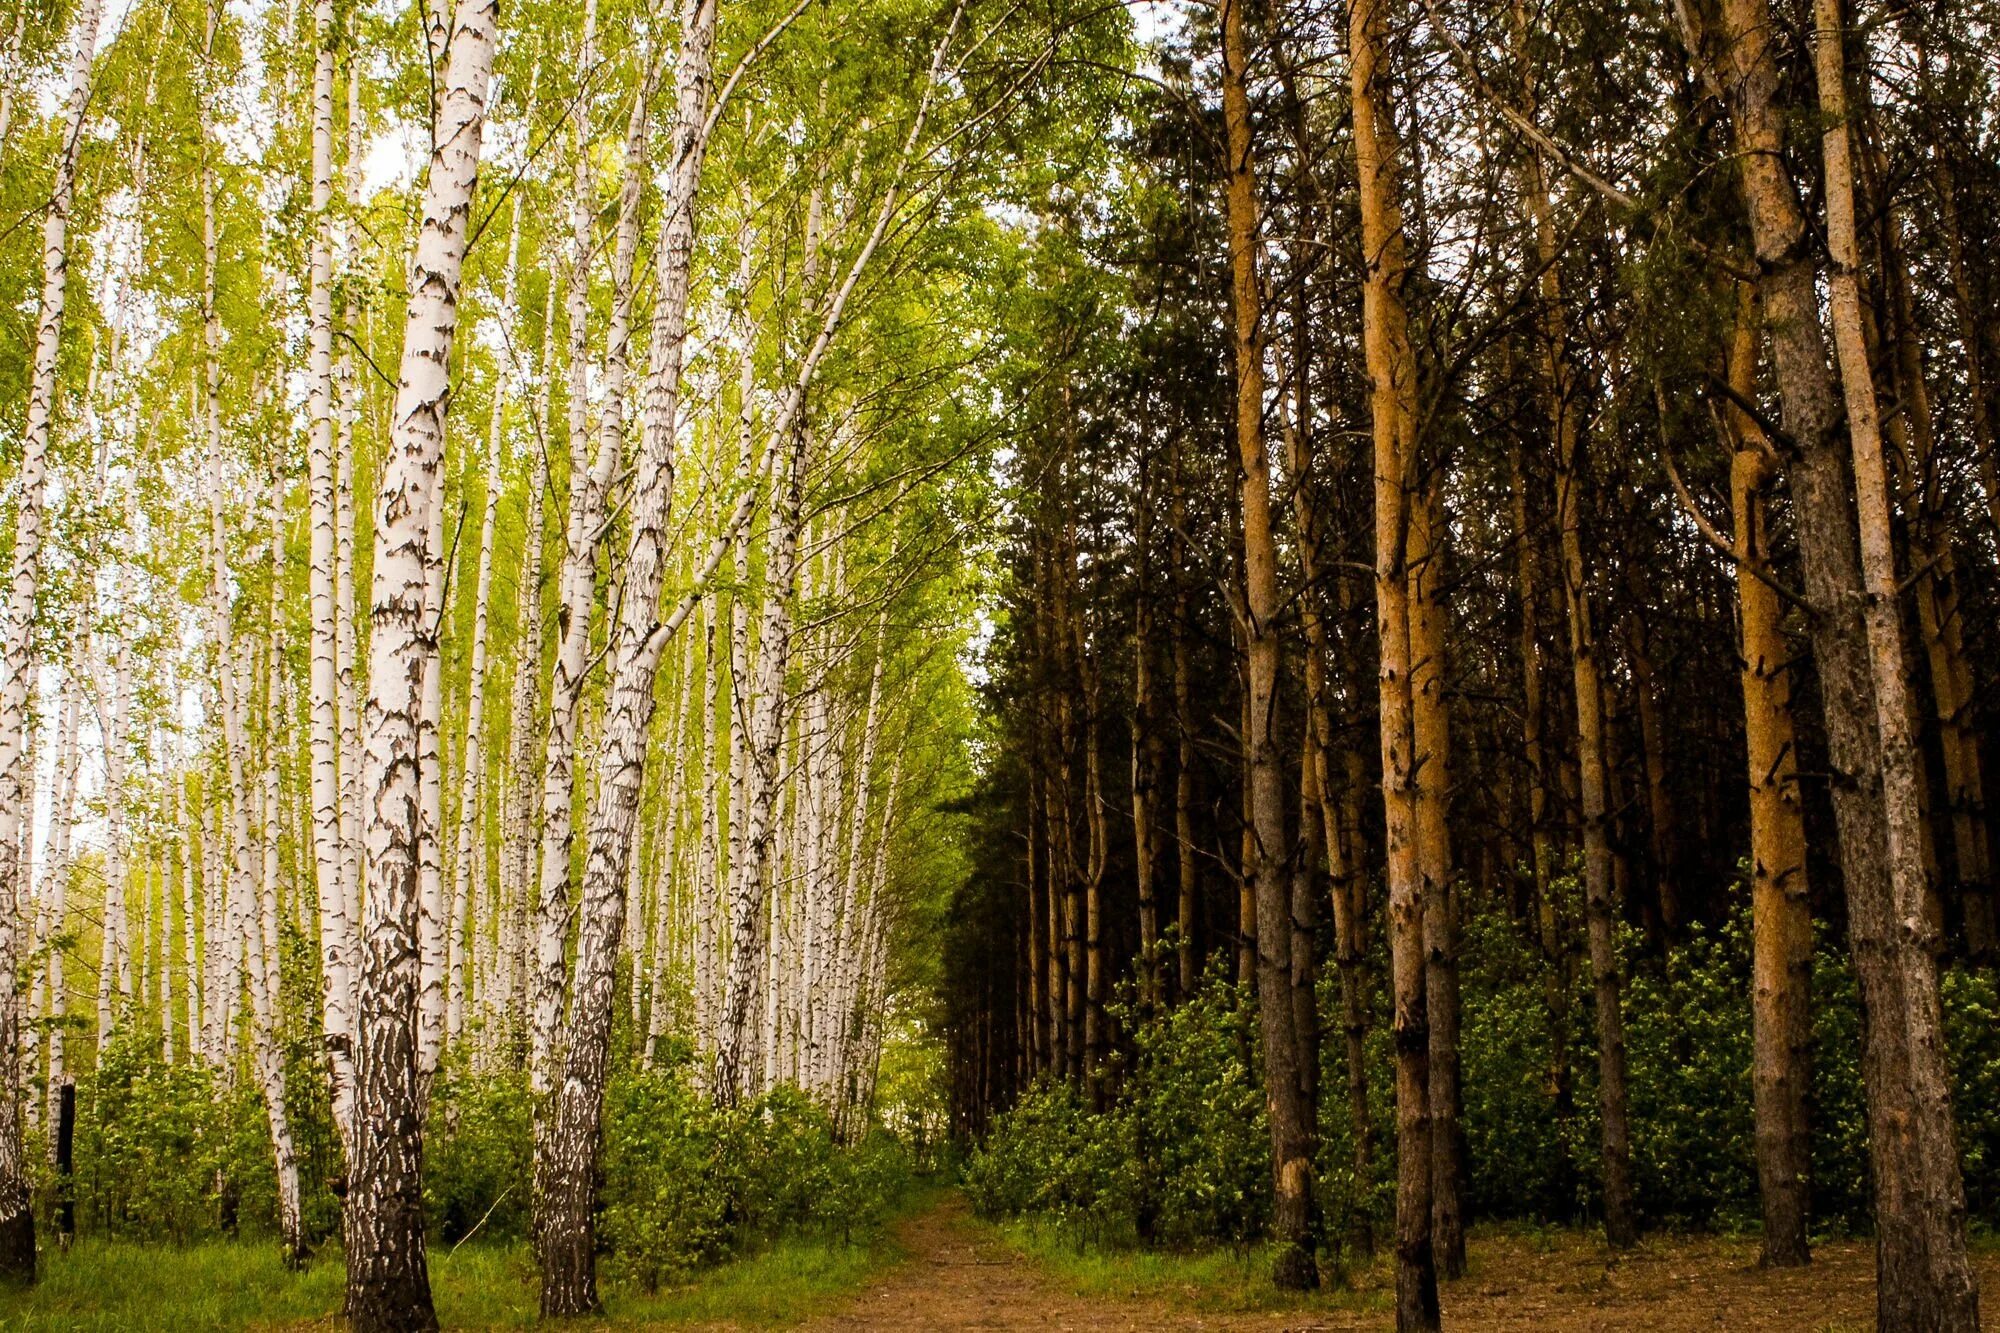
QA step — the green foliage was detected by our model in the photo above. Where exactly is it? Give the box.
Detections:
[965,969,1270,1248]
[1622,917,1759,1228]
[972,894,2000,1255]
[963,1081,1134,1240]
[1408,897,2000,1238]
[1125,975,1270,1247]
[425,1064,533,1244]
[55,1041,914,1292]
[66,1027,275,1244]
[598,1069,914,1292]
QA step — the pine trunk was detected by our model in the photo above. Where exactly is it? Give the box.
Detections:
[1351,0,1437,1316]
[1222,0,1316,1290]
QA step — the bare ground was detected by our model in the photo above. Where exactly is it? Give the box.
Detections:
[798,1195,2000,1331]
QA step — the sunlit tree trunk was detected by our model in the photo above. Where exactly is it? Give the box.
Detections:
[1351,0,1436,1316]
[537,2,714,1309]
[1221,0,1315,1289]
[498,286,556,1058]
[416,452,449,1095]
[41,688,80,1147]
[529,0,615,1102]
[447,203,520,1049]
[1403,480,1464,1273]
[304,0,358,1155]
[1720,287,1812,1267]
[254,471,304,1263]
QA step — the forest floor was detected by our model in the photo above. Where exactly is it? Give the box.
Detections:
[803,1194,2000,1332]
[8,1194,2000,1327]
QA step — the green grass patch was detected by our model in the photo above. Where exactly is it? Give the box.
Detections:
[0,1193,933,1331]
[990,1218,1391,1318]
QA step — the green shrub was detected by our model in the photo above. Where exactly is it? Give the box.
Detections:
[1126,975,1269,1246]
[424,1064,532,1243]
[599,1069,741,1288]
[67,1027,273,1243]
[963,1080,1133,1239]
[966,968,1268,1248]
[599,1069,913,1291]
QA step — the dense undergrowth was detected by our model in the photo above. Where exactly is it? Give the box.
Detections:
[966,896,2000,1251]
[37,1029,926,1293]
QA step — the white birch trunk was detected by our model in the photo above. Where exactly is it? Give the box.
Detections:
[448,201,522,1049]
[161,778,178,1064]
[536,4,719,1308]
[182,776,201,1063]
[529,0,609,1099]
[41,686,80,1140]
[202,139,255,1082]
[254,471,304,1260]
[347,0,498,1318]
[305,0,358,1153]
[334,46,367,1116]
[0,0,101,1270]
[416,452,449,1091]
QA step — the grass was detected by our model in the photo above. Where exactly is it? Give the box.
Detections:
[990,1218,1392,1318]
[0,1201,930,1331]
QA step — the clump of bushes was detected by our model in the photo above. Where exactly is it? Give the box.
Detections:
[425,1065,914,1291]
[48,1030,917,1281]
[971,897,2000,1253]
[965,970,1270,1247]
[60,1028,275,1243]
[1453,901,2000,1237]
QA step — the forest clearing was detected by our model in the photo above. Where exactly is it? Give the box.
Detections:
[1,0,1999,1323]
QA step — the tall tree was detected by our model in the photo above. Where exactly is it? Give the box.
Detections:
[345,0,499,1322]
[1220,0,1316,1291]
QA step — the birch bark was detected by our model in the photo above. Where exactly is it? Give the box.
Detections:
[536,0,718,1309]
[0,0,101,1277]
[346,0,499,1320]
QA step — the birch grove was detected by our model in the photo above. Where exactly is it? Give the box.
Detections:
[0,0,1040,1310]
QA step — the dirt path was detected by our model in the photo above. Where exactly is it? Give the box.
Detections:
[801,1195,2000,1331]
[799,1195,1274,1331]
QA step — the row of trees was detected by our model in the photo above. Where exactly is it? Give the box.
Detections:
[946,0,1997,1327]
[0,0,1111,1325]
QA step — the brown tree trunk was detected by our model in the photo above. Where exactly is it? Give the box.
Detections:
[1076,600,1109,1103]
[1722,287,1812,1268]
[1625,610,1679,931]
[1875,186,1991,961]
[1512,34,1637,1241]
[1554,384,1638,1250]
[1408,479,1465,1277]
[1288,367,1373,1258]
[1171,445,1200,1000]
[1133,455,1163,1013]
[1350,0,1437,1317]
[1026,767,1047,1073]
[1509,435,1574,1199]
[1807,4,1979,1321]
[1222,0,1316,1288]
[1691,0,1981,1318]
